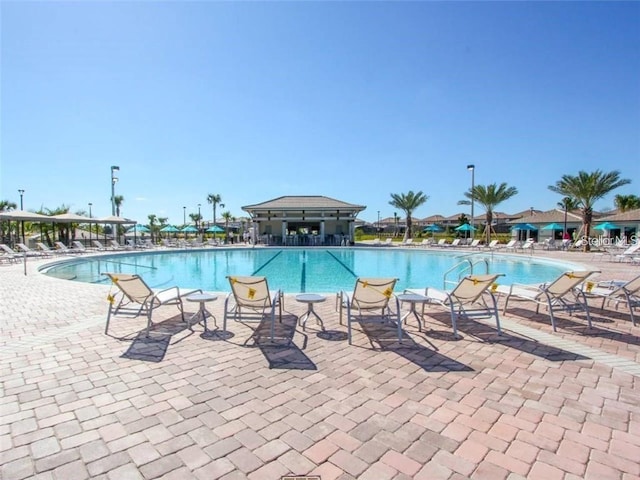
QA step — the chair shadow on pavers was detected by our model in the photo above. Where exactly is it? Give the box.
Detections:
[359,322,473,373]
[120,315,194,363]
[505,306,616,336]
[250,313,317,370]
[426,311,591,362]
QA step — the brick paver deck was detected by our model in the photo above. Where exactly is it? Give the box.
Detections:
[1,246,638,479]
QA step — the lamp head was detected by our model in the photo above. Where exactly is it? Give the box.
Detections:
[467,164,475,171]
[111,165,120,172]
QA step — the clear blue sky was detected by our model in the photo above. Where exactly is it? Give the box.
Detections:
[1,1,639,225]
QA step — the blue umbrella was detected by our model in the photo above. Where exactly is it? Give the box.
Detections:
[206,225,225,233]
[594,222,620,231]
[160,225,179,233]
[541,223,563,231]
[423,224,444,233]
[454,224,476,231]
[181,225,198,233]
[510,223,538,231]
[126,224,150,233]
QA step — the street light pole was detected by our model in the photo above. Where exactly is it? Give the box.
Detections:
[377,210,380,239]
[198,204,201,233]
[467,165,475,240]
[110,165,120,242]
[88,203,92,243]
[183,206,186,226]
[18,189,25,244]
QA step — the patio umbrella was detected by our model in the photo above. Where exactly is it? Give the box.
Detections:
[454,224,476,231]
[160,225,179,233]
[206,225,225,233]
[126,224,150,233]
[594,222,620,231]
[181,225,198,233]
[510,223,538,231]
[542,223,564,231]
[423,224,444,233]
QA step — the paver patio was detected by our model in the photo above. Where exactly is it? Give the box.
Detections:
[1,247,638,479]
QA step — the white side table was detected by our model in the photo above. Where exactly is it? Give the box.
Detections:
[397,292,430,332]
[186,293,218,333]
[295,294,326,331]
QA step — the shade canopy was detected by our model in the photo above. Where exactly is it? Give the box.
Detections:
[541,223,564,231]
[52,212,92,223]
[98,215,136,224]
[423,224,444,233]
[510,223,538,231]
[594,222,621,231]
[127,224,150,233]
[0,210,58,221]
[181,225,198,233]
[206,225,225,233]
[160,225,180,233]
[454,224,476,232]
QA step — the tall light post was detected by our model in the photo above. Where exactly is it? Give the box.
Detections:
[183,206,186,226]
[110,165,120,242]
[18,189,25,244]
[197,204,201,233]
[377,210,381,239]
[88,202,93,243]
[467,164,475,240]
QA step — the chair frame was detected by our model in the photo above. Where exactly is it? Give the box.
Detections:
[501,270,600,331]
[413,273,504,338]
[103,272,202,337]
[586,274,640,326]
[223,276,283,341]
[338,277,402,345]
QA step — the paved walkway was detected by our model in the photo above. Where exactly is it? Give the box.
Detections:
[1,247,639,479]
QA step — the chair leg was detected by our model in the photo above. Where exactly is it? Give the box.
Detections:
[105,305,113,335]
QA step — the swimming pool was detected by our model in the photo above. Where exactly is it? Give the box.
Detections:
[40,247,584,294]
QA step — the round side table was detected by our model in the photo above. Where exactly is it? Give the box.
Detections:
[295,294,326,331]
[186,293,218,333]
[397,292,430,332]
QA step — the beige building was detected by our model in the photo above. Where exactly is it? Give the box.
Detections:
[242,196,366,246]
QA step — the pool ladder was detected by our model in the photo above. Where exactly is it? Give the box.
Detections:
[442,257,490,289]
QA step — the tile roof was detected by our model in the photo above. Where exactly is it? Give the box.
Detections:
[242,196,365,211]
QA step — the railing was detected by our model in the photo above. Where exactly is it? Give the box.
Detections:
[442,257,490,289]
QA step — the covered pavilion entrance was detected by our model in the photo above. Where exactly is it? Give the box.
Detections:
[242,196,366,246]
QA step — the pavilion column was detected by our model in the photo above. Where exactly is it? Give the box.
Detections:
[282,221,287,245]
[320,220,325,244]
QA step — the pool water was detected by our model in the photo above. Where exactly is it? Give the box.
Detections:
[40,247,582,293]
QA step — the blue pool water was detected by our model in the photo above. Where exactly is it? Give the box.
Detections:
[40,247,583,294]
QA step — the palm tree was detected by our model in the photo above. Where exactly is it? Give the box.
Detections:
[148,214,157,243]
[207,194,224,227]
[114,195,124,217]
[388,191,429,241]
[462,183,518,244]
[548,170,631,252]
[614,194,640,212]
[557,197,579,239]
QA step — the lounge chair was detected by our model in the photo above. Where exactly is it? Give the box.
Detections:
[223,276,283,342]
[34,242,56,256]
[499,270,600,331]
[109,240,127,250]
[584,274,640,326]
[54,241,80,255]
[16,243,46,257]
[435,239,448,247]
[485,240,499,250]
[337,277,402,345]
[613,243,640,263]
[92,240,108,251]
[408,273,504,338]
[444,238,462,248]
[518,239,535,253]
[103,272,202,336]
[418,238,433,248]
[0,244,19,263]
[71,241,90,253]
[503,240,518,252]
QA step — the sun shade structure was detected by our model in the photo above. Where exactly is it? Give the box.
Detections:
[423,224,444,233]
[542,223,564,230]
[510,223,538,231]
[126,224,150,233]
[454,224,476,231]
[206,225,225,233]
[593,222,621,231]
